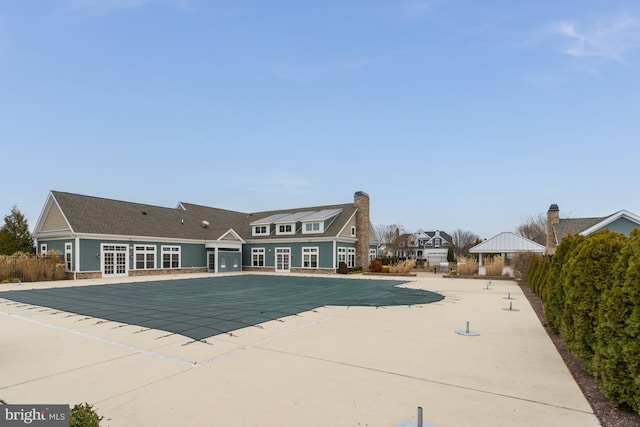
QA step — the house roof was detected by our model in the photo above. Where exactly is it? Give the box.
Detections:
[36,191,358,242]
[470,232,546,254]
[552,209,640,243]
[553,217,605,243]
[415,230,453,242]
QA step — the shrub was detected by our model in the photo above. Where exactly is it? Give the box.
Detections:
[560,230,626,370]
[368,259,382,273]
[0,252,66,282]
[457,257,478,276]
[547,234,584,333]
[449,269,457,276]
[511,251,535,281]
[484,255,504,276]
[593,229,640,411]
[381,265,390,273]
[69,402,103,427]
[337,262,349,274]
[389,260,415,273]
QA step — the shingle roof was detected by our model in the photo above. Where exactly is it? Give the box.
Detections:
[48,191,355,241]
[553,217,605,243]
[51,191,227,240]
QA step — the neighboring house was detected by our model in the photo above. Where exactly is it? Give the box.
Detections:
[380,229,451,265]
[546,204,640,255]
[33,190,379,279]
[469,232,546,275]
[414,230,452,264]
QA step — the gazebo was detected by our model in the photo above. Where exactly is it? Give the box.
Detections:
[469,232,546,275]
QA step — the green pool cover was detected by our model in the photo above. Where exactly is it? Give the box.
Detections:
[2,275,444,340]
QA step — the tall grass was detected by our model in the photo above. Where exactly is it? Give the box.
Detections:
[0,251,66,282]
[457,257,478,276]
[484,255,504,276]
[389,259,416,273]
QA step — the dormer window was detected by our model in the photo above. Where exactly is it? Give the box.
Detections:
[303,221,322,234]
[277,223,295,235]
[253,225,269,236]
[434,238,440,248]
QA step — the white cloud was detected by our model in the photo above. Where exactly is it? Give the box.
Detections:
[548,13,640,64]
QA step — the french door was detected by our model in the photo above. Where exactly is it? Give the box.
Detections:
[275,248,290,272]
[102,244,129,277]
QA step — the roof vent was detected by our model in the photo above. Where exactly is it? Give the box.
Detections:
[142,211,147,215]
[201,220,209,228]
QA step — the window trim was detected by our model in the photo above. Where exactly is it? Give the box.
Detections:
[252,248,265,267]
[65,243,72,271]
[302,221,322,234]
[302,246,319,268]
[161,245,181,269]
[253,225,269,236]
[134,245,156,270]
[347,247,356,268]
[276,223,295,235]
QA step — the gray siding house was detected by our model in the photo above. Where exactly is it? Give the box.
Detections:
[33,191,378,279]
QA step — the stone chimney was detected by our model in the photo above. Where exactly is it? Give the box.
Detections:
[547,204,560,255]
[354,191,371,268]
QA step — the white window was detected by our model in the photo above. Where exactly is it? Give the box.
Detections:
[303,222,322,234]
[434,238,440,248]
[135,245,156,270]
[40,243,47,255]
[369,248,377,261]
[347,248,356,268]
[351,226,356,236]
[252,248,265,267]
[65,243,72,271]
[302,247,318,268]
[161,246,180,269]
[338,247,346,265]
[253,225,268,236]
[277,223,295,235]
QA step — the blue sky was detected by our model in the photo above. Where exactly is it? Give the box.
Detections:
[1,0,639,239]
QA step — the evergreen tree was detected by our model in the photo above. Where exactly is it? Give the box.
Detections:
[561,230,626,369]
[0,206,35,255]
[546,234,584,333]
[593,229,640,411]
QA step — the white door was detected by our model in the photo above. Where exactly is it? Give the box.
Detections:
[275,248,290,272]
[102,244,129,277]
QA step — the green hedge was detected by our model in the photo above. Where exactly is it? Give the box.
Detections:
[527,229,640,413]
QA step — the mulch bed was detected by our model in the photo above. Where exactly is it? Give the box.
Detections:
[518,282,640,427]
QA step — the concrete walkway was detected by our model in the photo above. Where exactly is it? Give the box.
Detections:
[0,273,599,427]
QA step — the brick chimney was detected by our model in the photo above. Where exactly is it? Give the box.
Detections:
[547,204,560,255]
[354,191,370,268]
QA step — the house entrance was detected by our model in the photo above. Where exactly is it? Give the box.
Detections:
[207,251,215,272]
[101,244,129,277]
[275,248,290,272]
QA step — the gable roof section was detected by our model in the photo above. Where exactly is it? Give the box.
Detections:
[580,210,640,236]
[470,232,546,254]
[45,191,235,241]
